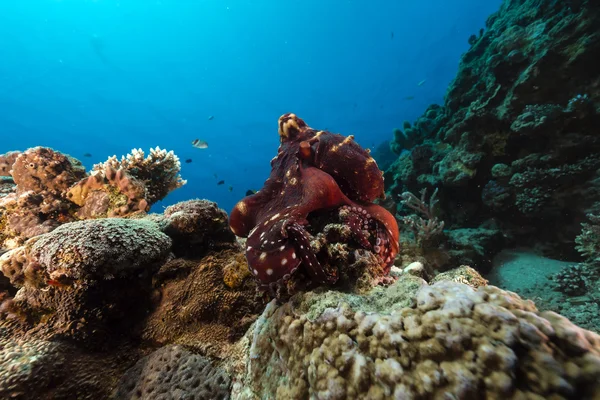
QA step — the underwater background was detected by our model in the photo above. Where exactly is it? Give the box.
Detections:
[0,0,500,212]
[2,0,600,399]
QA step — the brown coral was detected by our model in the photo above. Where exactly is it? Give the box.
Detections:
[160,199,237,258]
[0,218,172,342]
[0,151,20,177]
[142,250,265,358]
[67,167,148,218]
[1,218,172,287]
[93,147,186,204]
[0,148,86,242]
[0,336,65,399]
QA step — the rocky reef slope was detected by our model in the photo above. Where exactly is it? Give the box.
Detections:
[387,0,600,259]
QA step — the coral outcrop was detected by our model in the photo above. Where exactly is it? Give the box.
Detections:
[0,146,185,249]
[0,218,172,342]
[160,199,237,258]
[0,336,65,399]
[235,279,600,399]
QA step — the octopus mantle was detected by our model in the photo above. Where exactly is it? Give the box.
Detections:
[229,114,399,288]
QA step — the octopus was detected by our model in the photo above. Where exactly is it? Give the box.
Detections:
[229,113,399,289]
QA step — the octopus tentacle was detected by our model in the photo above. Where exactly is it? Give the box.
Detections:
[339,205,373,250]
[286,222,337,284]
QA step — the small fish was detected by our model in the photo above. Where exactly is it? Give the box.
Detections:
[228,186,233,192]
[417,79,427,86]
[391,31,394,39]
[46,278,72,288]
[217,180,225,185]
[185,158,193,163]
[191,139,208,149]
[404,96,415,100]
[208,115,214,120]
[83,153,92,158]
[245,189,257,196]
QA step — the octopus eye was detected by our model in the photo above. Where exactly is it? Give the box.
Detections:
[298,141,312,160]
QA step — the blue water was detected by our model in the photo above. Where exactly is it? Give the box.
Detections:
[0,0,501,213]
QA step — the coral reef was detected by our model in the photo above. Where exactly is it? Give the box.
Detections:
[398,188,445,247]
[112,345,231,400]
[0,218,171,287]
[385,0,600,260]
[0,199,263,398]
[68,147,186,218]
[0,146,185,249]
[235,279,600,399]
[0,147,87,244]
[429,264,489,288]
[0,151,20,177]
[230,114,399,293]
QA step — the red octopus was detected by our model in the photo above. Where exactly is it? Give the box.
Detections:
[229,113,399,289]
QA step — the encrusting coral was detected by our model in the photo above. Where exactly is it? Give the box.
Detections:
[0,218,172,288]
[142,250,266,358]
[0,218,173,343]
[0,336,65,399]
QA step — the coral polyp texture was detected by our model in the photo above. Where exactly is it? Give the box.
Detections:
[229,113,399,293]
[112,345,231,400]
[236,279,600,399]
[0,146,185,248]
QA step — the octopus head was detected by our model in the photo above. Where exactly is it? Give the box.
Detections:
[278,113,309,143]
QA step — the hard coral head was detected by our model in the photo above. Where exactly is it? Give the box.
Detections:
[278,113,308,142]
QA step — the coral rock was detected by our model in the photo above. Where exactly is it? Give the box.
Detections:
[160,199,237,257]
[236,280,600,399]
[112,345,231,400]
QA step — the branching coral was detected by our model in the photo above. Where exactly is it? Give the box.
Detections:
[551,264,598,296]
[399,188,445,246]
[94,147,187,204]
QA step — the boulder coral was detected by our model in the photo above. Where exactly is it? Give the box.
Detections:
[0,218,172,342]
[112,345,231,400]
[160,199,237,258]
[235,279,600,399]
